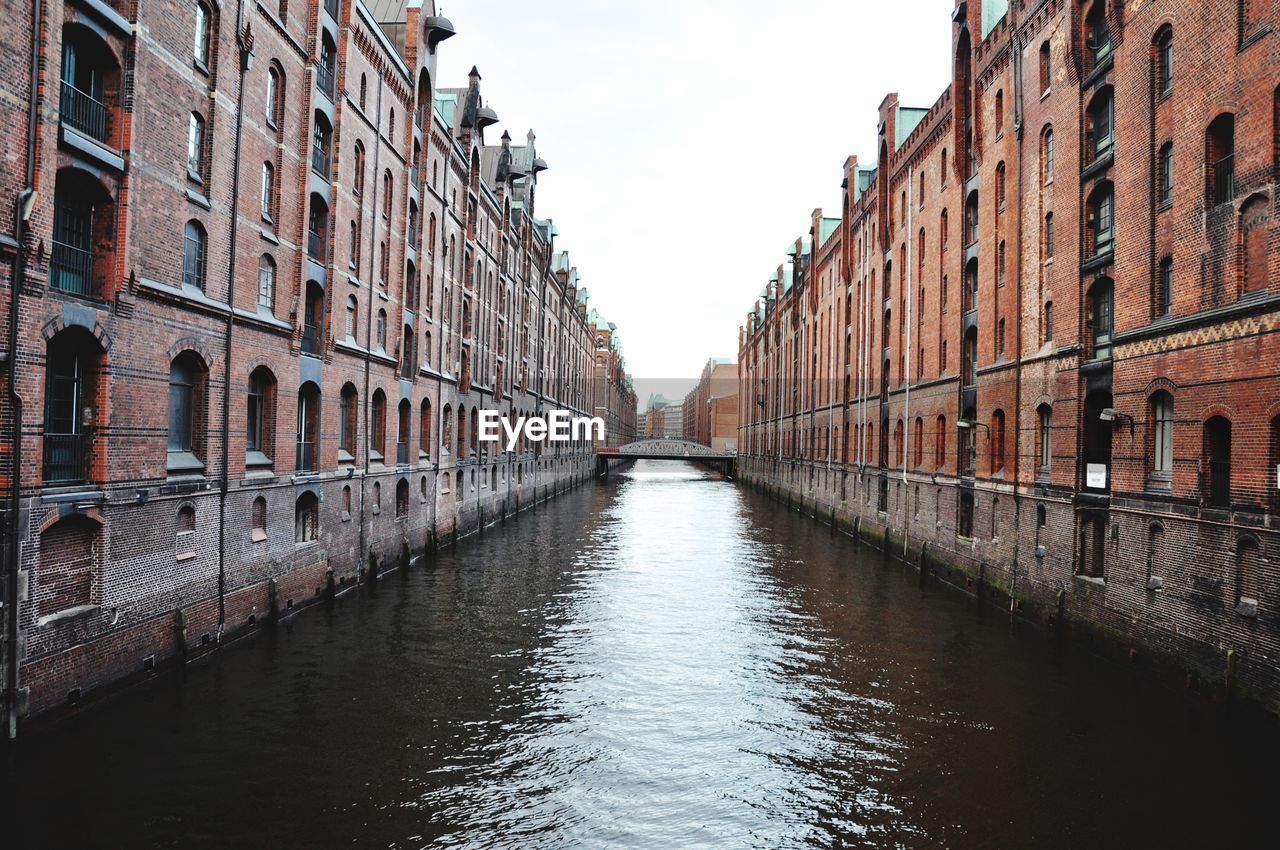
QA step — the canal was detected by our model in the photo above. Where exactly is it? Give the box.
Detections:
[3,461,1277,848]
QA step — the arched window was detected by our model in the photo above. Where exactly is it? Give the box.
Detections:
[940,209,949,251]
[345,294,358,339]
[1203,416,1232,508]
[1086,2,1112,69]
[183,219,207,290]
[420,398,432,460]
[43,328,102,483]
[295,492,319,542]
[339,382,357,457]
[359,73,367,110]
[168,352,206,470]
[422,330,432,368]
[1156,257,1173,316]
[396,399,412,464]
[317,33,336,98]
[457,405,468,458]
[1235,537,1260,613]
[894,419,904,466]
[371,389,387,459]
[1240,194,1270,293]
[935,415,947,470]
[963,258,978,313]
[266,65,282,128]
[962,327,977,387]
[372,481,382,510]
[1037,404,1052,471]
[1039,41,1051,94]
[1157,28,1173,97]
[301,281,324,355]
[1086,278,1114,359]
[1206,114,1235,206]
[193,2,212,67]
[1044,212,1055,259]
[251,496,267,541]
[1041,127,1055,184]
[913,417,923,468]
[260,161,275,220]
[187,112,205,180]
[1086,88,1114,161]
[311,112,331,176]
[400,323,414,379]
[994,90,1004,134]
[396,479,409,517]
[258,254,275,312]
[51,168,113,297]
[176,505,196,556]
[375,309,387,351]
[991,409,1006,473]
[353,141,365,195]
[1150,391,1174,476]
[307,193,328,261]
[383,170,394,218]
[995,162,1006,210]
[964,192,979,245]
[1086,183,1114,256]
[246,366,276,465]
[441,403,453,455]
[1147,523,1163,583]
[296,382,320,471]
[1158,141,1173,206]
[958,491,975,538]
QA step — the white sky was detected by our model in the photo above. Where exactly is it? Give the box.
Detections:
[435,0,954,382]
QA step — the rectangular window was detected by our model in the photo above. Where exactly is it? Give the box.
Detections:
[187,114,204,180]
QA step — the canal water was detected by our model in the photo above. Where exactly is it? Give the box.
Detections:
[3,461,1277,849]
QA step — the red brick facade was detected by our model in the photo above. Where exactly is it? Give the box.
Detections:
[0,0,630,731]
[739,0,1280,711]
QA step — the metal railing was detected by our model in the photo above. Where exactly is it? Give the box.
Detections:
[1212,155,1235,206]
[43,432,91,483]
[51,240,94,295]
[307,229,324,261]
[296,440,317,472]
[301,323,319,354]
[311,143,330,177]
[396,441,409,465]
[315,63,335,100]
[60,81,109,145]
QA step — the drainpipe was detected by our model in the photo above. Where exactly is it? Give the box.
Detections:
[6,0,42,740]
[360,73,386,576]
[216,0,253,639]
[1009,21,1027,611]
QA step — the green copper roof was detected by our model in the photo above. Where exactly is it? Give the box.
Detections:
[982,0,1009,39]
[894,107,930,150]
[819,216,840,246]
[434,92,458,129]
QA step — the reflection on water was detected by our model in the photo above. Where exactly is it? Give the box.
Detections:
[4,461,1277,849]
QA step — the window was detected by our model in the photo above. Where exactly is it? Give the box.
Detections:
[317,35,336,99]
[1270,415,1280,515]
[251,496,267,542]
[935,415,946,470]
[1039,41,1051,94]
[345,294,358,339]
[371,389,387,458]
[396,479,409,517]
[168,353,205,469]
[307,193,328,261]
[994,90,1004,134]
[997,317,1006,357]
[296,382,320,472]
[295,492,319,543]
[353,142,365,195]
[260,162,274,220]
[246,366,275,462]
[182,220,207,290]
[339,383,357,456]
[194,2,211,68]
[991,410,1006,473]
[359,74,367,110]
[176,505,196,557]
[940,209,948,251]
[312,113,331,176]
[43,330,98,483]
[1236,537,1260,610]
[266,66,281,127]
[1151,392,1174,475]
[962,327,977,387]
[997,241,1006,285]
[1207,114,1235,206]
[1156,257,1173,316]
[1147,524,1163,582]
[1038,405,1052,471]
[1042,128,1055,183]
[1087,2,1112,67]
[372,481,381,511]
[1044,301,1054,343]
[1087,279,1113,359]
[397,399,411,463]
[1087,89,1114,160]
[257,254,275,312]
[965,192,979,245]
[1204,416,1231,508]
[187,112,205,181]
[1158,142,1173,206]
[1157,29,1173,97]
[342,484,352,517]
[301,281,323,355]
[51,169,107,297]
[995,162,1006,209]
[1044,212,1054,259]
[958,491,974,538]
[420,398,432,459]
[1087,185,1114,256]
[913,417,923,468]
[375,309,387,351]
[1241,194,1270,293]
[383,170,393,218]
[963,259,978,313]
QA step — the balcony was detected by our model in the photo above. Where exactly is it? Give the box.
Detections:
[296,440,317,472]
[311,143,330,178]
[51,240,94,296]
[43,432,91,484]
[307,229,324,262]
[315,63,336,101]
[60,81,110,146]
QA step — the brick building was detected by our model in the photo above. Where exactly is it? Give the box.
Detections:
[683,358,738,451]
[739,0,1280,710]
[0,0,631,732]
[590,312,637,448]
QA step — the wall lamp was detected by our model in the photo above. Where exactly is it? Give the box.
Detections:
[1099,408,1135,434]
[955,418,990,435]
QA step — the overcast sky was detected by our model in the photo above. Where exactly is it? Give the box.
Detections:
[435,0,953,383]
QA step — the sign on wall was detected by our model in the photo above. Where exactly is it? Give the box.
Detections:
[1086,464,1108,489]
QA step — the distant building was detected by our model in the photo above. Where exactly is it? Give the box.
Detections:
[643,394,683,439]
[591,313,637,447]
[683,359,738,451]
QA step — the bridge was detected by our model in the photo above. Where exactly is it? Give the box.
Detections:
[595,439,736,478]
